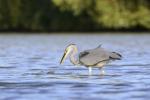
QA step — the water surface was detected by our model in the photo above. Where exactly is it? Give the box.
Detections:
[0,34,150,100]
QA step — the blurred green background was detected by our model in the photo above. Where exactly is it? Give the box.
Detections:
[0,0,150,32]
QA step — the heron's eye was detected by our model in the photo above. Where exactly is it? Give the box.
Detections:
[65,50,67,53]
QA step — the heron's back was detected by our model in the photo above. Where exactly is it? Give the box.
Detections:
[79,47,122,66]
[79,48,110,66]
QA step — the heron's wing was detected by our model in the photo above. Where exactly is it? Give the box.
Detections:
[79,48,110,66]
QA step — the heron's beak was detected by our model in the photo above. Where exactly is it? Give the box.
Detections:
[60,51,68,64]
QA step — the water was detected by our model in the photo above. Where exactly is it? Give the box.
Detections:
[0,34,150,100]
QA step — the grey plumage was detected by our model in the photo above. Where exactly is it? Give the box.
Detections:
[60,44,122,75]
[79,47,109,66]
[79,47,122,66]
[109,52,122,60]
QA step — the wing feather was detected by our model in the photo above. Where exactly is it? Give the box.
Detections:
[79,48,110,66]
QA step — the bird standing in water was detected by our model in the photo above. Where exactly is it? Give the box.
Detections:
[60,44,122,75]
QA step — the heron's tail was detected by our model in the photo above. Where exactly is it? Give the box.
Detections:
[109,52,122,60]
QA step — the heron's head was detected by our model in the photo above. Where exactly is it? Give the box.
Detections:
[60,44,77,64]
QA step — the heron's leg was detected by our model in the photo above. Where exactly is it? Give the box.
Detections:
[88,67,92,75]
[99,67,105,75]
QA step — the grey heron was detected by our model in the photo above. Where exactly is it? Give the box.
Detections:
[60,44,122,75]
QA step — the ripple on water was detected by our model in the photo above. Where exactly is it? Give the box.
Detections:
[0,34,150,100]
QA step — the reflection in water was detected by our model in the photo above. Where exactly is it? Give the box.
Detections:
[0,34,150,100]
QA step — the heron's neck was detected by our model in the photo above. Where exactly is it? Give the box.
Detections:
[70,50,79,65]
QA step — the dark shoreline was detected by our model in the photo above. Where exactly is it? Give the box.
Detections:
[0,28,150,34]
